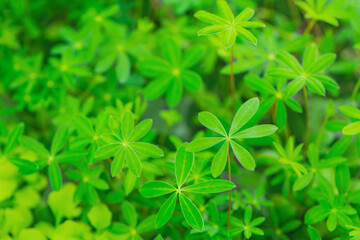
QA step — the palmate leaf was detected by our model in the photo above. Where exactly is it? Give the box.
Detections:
[95,111,163,177]
[139,38,203,107]
[194,0,264,48]
[187,97,277,175]
[269,43,337,97]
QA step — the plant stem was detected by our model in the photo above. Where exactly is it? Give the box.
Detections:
[226,149,232,229]
[351,77,360,103]
[303,86,310,148]
[303,19,316,35]
[229,45,236,110]
[226,45,236,229]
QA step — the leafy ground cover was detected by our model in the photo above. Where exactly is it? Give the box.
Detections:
[1,0,360,239]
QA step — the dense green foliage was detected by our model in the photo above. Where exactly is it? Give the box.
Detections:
[1,0,360,239]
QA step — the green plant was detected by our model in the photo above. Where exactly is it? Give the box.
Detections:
[1,0,360,239]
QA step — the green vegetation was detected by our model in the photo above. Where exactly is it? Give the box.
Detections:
[1,0,360,239]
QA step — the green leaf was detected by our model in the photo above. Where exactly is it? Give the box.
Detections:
[55,151,87,163]
[72,115,94,136]
[49,162,62,191]
[221,29,237,49]
[200,26,226,38]
[306,77,325,96]
[181,70,203,91]
[182,180,235,193]
[125,146,142,177]
[276,50,302,73]
[128,119,152,142]
[198,111,227,136]
[166,79,183,107]
[20,136,49,157]
[303,43,318,72]
[9,158,38,175]
[144,76,172,100]
[137,215,156,233]
[216,0,234,22]
[339,105,360,119]
[122,201,137,227]
[230,140,255,171]
[231,124,278,138]
[326,213,337,232]
[51,125,69,155]
[122,111,134,140]
[138,58,170,77]
[182,45,205,69]
[235,27,257,45]
[139,181,176,198]
[211,140,229,178]
[179,193,204,231]
[310,75,339,90]
[130,142,164,158]
[88,178,109,190]
[267,68,298,79]
[156,193,177,228]
[154,235,164,240]
[276,100,286,130]
[186,137,225,152]
[335,163,350,194]
[285,77,305,97]
[175,144,194,188]
[293,172,314,191]
[5,123,24,154]
[194,10,228,25]
[235,7,254,23]
[230,97,259,135]
[244,74,275,95]
[116,52,130,83]
[94,143,121,159]
[109,115,122,138]
[124,171,137,196]
[307,225,322,240]
[88,203,112,230]
[342,121,360,135]
[95,52,116,73]
[163,39,180,65]
[305,206,329,224]
[308,53,336,74]
[111,147,125,177]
